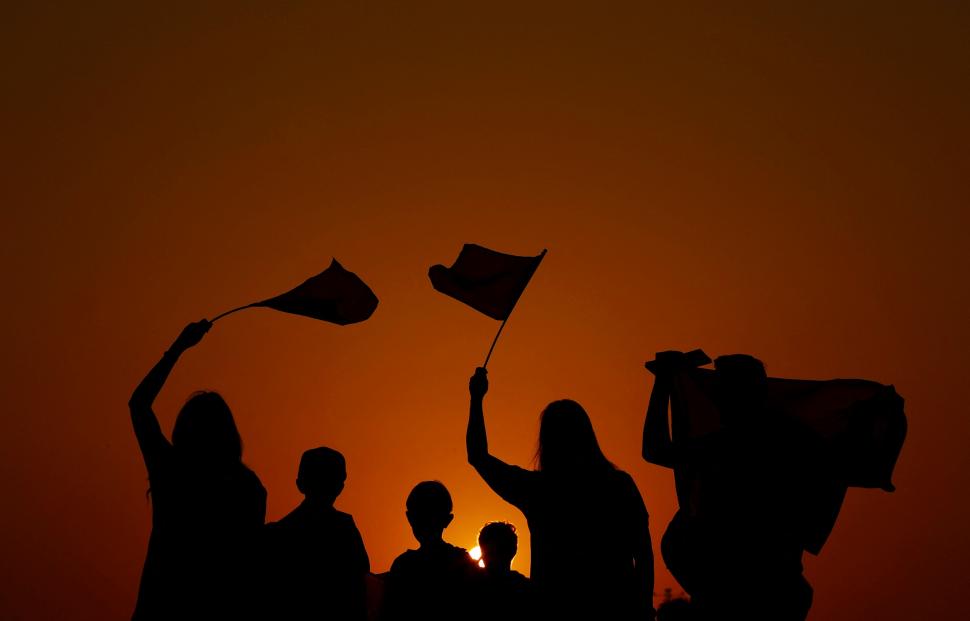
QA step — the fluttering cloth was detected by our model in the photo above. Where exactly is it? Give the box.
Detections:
[667,364,906,554]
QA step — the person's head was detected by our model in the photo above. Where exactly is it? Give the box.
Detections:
[296,447,346,505]
[172,391,242,465]
[536,399,615,474]
[713,354,768,425]
[478,521,517,572]
[657,598,693,621]
[405,481,453,546]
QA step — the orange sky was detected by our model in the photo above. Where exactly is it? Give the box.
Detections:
[1,2,968,619]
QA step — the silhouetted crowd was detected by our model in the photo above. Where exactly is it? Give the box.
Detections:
[129,321,903,620]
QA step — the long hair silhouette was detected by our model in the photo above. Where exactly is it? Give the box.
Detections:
[171,391,243,464]
[129,321,266,621]
[467,368,654,620]
[535,399,616,473]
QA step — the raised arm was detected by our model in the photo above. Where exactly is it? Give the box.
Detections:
[642,350,712,469]
[466,367,533,508]
[466,367,490,467]
[128,320,211,469]
[642,370,676,468]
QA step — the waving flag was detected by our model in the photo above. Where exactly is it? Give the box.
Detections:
[429,244,546,365]
[212,259,378,325]
[657,353,906,554]
[429,244,546,320]
[668,366,906,489]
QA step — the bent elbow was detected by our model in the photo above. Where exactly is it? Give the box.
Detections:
[128,391,151,416]
[467,450,486,468]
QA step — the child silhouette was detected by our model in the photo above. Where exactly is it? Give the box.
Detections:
[380,481,481,621]
[264,447,369,621]
[477,522,533,621]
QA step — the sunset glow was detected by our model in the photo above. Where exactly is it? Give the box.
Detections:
[1,2,967,620]
[469,545,485,568]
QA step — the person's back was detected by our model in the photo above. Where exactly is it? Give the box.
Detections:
[477,522,533,621]
[695,417,813,620]
[479,569,531,621]
[525,468,647,619]
[263,447,369,621]
[656,597,694,621]
[467,370,654,621]
[138,456,265,620]
[381,481,481,621]
[129,322,267,621]
[385,543,481,620]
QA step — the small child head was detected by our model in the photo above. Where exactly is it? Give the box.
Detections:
[657,598,693,621]
[405,481,454,545]
[296,447,346,505]
[478,521,517,572]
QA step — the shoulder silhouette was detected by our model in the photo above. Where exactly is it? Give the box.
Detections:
[263,447,370,621]
[477,521,533,621]
[467,367,655,620]
[381,481,482,621]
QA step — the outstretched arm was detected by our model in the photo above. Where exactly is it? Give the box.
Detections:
[128,320,211,469]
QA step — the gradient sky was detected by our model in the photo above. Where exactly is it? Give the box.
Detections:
[1,2,968,619]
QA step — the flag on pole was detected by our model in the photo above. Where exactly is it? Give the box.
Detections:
[428,244,546,320]
[213,259,378,325]
[429,244,546,367]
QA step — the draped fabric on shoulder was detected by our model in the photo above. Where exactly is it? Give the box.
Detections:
[667,364,906,554]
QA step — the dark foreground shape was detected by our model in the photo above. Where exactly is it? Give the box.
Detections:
[263,446,370,620]
[467,367,655,620]
[381,481,482,621]
[643,350,906,621]
[129,321,266,620]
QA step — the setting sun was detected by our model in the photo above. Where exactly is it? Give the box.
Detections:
[1,2,965,620]
[469,546,485,568]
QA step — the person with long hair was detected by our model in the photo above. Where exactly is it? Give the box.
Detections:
[128,320,266,620]
[466,367,654,620]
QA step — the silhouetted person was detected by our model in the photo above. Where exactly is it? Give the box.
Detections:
[128,320,266,620]
[380,481,482,621]
[467,368,655,620]
[263,447,370,621]
[477,521,533,621]
[643,352,814,621]
[656,597,693,621]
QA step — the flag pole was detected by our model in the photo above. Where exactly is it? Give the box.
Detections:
[482,248,547,368]
[210,302,258,323]
[482,318,509,368]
